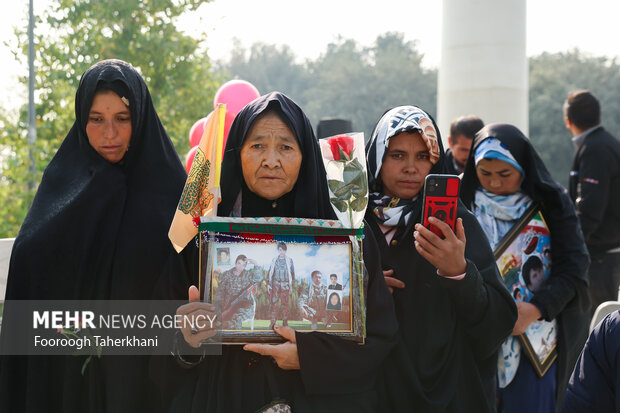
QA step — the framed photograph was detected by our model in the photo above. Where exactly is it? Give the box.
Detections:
[196,217,366,344]
[494,204,557,377]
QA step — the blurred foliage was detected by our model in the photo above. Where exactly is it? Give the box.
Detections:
[0,0,220,237]
[222,42,620,187]
[221,32,438,140]
[529,50,620,186]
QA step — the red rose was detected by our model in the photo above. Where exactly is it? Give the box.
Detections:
[328,135,355,161]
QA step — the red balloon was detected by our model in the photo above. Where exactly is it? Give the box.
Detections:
[188,114,211,147]
[185,146,199,174]
[213,80,260,116]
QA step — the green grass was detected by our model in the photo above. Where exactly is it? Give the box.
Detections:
[239,319,349,331]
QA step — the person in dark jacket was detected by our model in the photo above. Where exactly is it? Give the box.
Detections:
[460,123,591,412]
[562,309,620,413]
[365,105,517,412]
[168,92,399,413]
[444,115,484,175]
[564,90,620,316]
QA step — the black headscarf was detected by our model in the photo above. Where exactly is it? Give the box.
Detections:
[0,59,186,412]
[459,123,590,406]
[168,92,399,413]
[219,91,335,219]
[4,59,186,300]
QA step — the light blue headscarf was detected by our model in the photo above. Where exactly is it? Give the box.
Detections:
[473,138,534,388]
[474,137,524,175]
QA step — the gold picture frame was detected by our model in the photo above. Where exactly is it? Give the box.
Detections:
[197,217,366,344]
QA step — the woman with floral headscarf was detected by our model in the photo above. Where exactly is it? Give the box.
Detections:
[365,106,517,412]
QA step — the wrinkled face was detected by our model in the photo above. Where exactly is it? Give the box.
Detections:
[240,111,302,200]
[475,158,522,196]
[527,267,545,292]
[234,259,247,274]
[379,132,433,199]
[86,90,132,163]
[448,134,473,170]
[312,273,322,286]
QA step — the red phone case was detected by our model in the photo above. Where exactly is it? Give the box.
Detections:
[422,175,460,238]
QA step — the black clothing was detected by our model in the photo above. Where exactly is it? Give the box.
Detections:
[569,126,620,315]
[366,106,517,412]
[569,126,620,254]
[444,148,463,175]
[368,206,517,412]
[461,123,591,409]
[165,92,399,412]
[587,252,620,316]
[562,310,620,413]
[0,59,186,413]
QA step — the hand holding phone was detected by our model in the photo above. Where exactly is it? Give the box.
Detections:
[421,174,460,239]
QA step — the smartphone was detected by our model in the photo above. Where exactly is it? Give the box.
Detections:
[421,174,460,238]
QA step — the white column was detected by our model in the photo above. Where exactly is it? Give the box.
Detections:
[438,0,528,142]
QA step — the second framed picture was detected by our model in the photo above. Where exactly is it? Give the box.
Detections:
[494,204,558,377]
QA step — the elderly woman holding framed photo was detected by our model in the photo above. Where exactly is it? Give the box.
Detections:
[169,92,398,412]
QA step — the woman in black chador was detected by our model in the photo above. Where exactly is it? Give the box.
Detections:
[170,92,398,412]
[365,105,517,412]
[0,59,187,412]
[460,123,590,412]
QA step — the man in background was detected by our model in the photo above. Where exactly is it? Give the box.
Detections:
[564,90,620,315]
[445,115,484,175]
[328,273,342,290]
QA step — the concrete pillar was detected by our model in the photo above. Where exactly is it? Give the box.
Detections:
[438,0,528,143]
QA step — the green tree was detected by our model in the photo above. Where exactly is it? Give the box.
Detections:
[0,0,220,237]
[304,32,437,139]
[529,50,620,186]
[220,40,311,103]
[217,32,437,140]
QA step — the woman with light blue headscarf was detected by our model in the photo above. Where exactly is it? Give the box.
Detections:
[460,123,590,413]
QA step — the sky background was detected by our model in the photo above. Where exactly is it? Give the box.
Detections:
[213,241,351,289]
[1,0,619,112]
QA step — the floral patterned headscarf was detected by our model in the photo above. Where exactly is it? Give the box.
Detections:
[365,105,445,229]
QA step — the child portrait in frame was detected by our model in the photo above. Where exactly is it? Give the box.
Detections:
[494,204,558,377]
